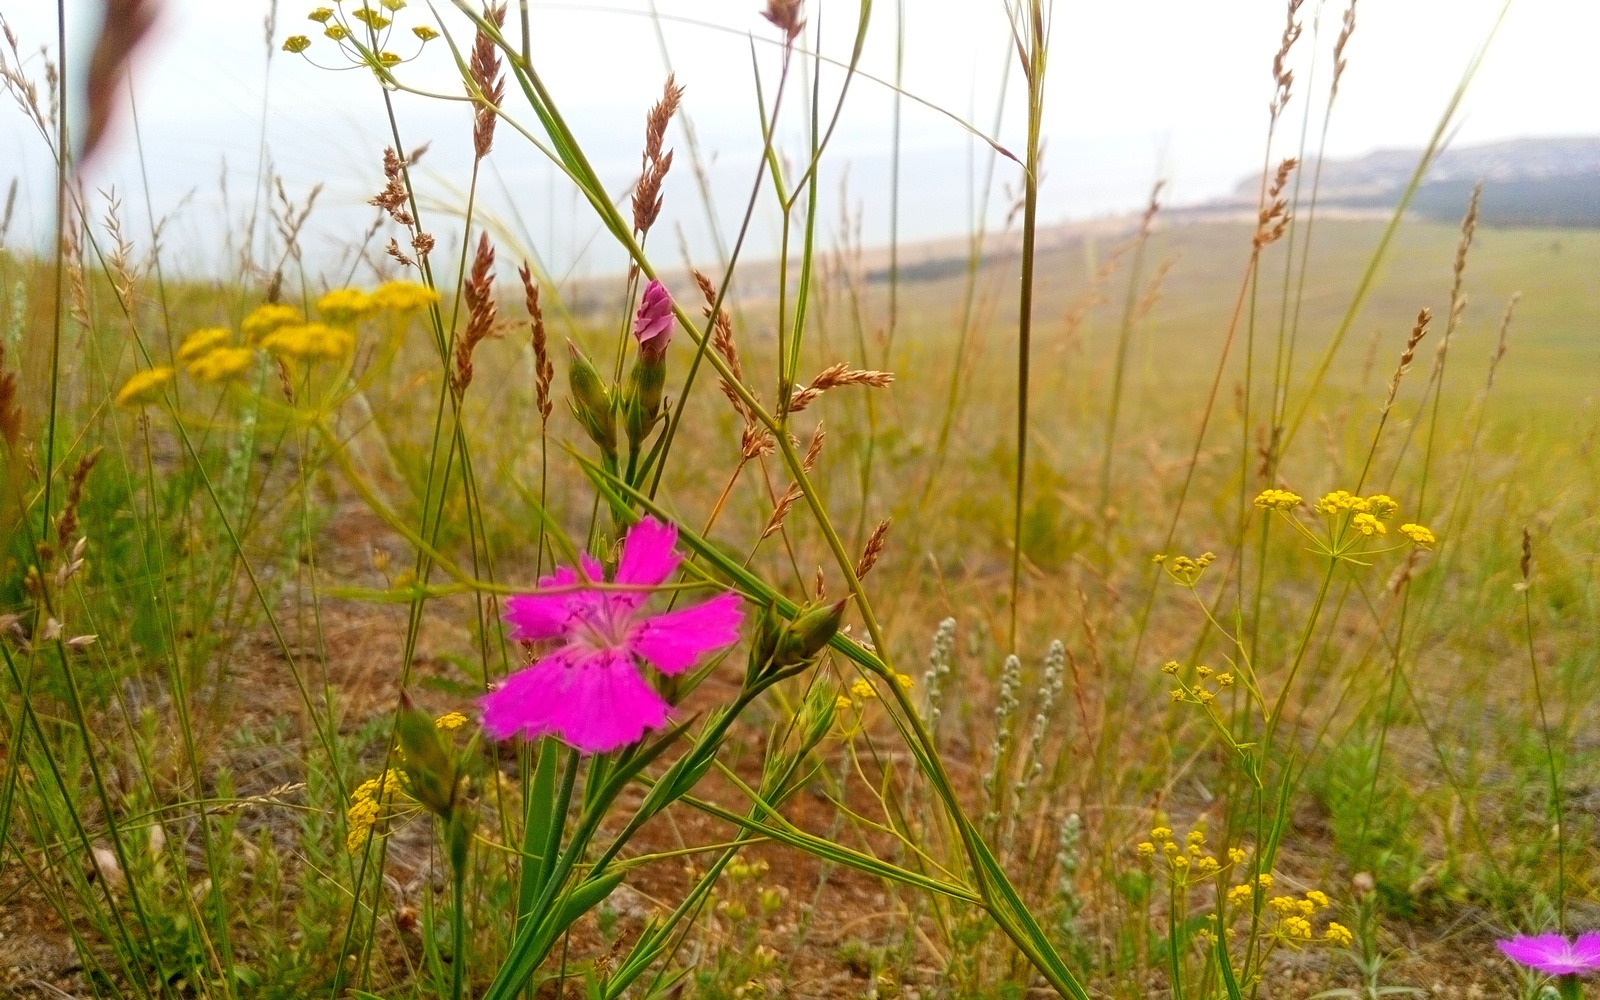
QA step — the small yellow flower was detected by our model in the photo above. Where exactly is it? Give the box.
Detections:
[177,326,231,363]
[260,323,355,361]
[1253,488,1303,511]
[242,303,303,344]
[1305,889,1330,910]
[1227,883,1254,905]
[1350,512,1385,537]
[1268,895,1299,915]
[1137,842,1156,858]
[1187,829,1206,845]
[1315,490,1368,515]
[1365,494,1399,518]
[1214,672,1235,687]
[1170,688,1186,703]
[377,50,401,67]
[1400,523,1436,547]
[350,8,392,28]
[1187,843,1203,857]
[1227,848,1247,865]
[1171,855,1190,870]
[188,346,256,383]
[283,34,313,53]
[434,711,468,731]
[115,367,174,407]
[1196,665,1213,679]
[325,23,350,40]
[316,287,375,323]
[1196,690,1215,704]
[1255,873,1274,889]
[1150,827,1173,842]
[1324,922,1354,947]
[380,0,408,9]
[834,695,853,712]
[372,280,441,312]
[893,672,914,690]
[412,25,439,41]
[849,678,876,701]
[308,7,334,22]
[1281,915,1312,940]
[1196,856,1221,875]
[1161,660,1180,674]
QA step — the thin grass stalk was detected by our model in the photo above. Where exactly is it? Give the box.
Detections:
[1521,533,1567,932]
[1007,0,1049,652]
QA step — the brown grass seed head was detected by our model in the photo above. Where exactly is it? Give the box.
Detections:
[855,518,891,579]
[469,3,508,161]
[762,0,805,42]
[1382,307,1431,413]
[519,261,553,422]
[1332,0,1358,99]
[632,75,684,235]
[451,232,498,396]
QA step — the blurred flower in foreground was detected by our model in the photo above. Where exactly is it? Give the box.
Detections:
[1497,933,1600,976]
[481,517,742,753]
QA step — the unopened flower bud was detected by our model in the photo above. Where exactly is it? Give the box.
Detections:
[395,696,458,818]
[623,357,666,451]
[632,279,674,363]
[566,342,617,459]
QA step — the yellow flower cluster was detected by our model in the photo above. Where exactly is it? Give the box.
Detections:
[1324,921,1354,947]
[1163,661,1234,706]
[1253,488,1302,511]
[1350,512,1385,536]
[262,322,356,361]
[242,303,303,344]
[189,346,257,384]
[316,288,376,324]
[434,711,468,731]
[345,768,407,853]
[1141,824,1234,883]
[1153,551,1216,587]
[115,366,175,408]
[178,327,231,363]
[1314,490,1371,515]
[288,2,433,63]
[1399,523,1435,547]
[370,280,440,314]
[849,678,877,702]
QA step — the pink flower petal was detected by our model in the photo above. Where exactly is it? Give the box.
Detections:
[1498,934,1600,975]
[481,647,670,753]
[1572,933,1600,967]
[614,517,680,594]
[628,592,744,675]
[633,280,674,345]
[504,566,588,641]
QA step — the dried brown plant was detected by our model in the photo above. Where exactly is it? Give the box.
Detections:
[1269,0,1305,121]
[1253,158,1298,249]
[855,518,891,579]
[370,148,415,226]
[788,362,895,413]
[0,340,21,447]
[1382,307,1431,415]
[762,0,805,42]
[451,233,498,395]
[470,3,508,161]
[632,76,683,235]
[1331,0,1358,100]
[519,262,553,422]
[55,447,101,547]
[693,270,750,421]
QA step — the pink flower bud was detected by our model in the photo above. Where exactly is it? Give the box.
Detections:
[633,280,674,356]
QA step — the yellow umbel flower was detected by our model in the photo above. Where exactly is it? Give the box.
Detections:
[376,50,401,67]
[308,7,334,22]
[1324,922,1354,947]
[1315,490,1369,515]
[380,0,407,9]
[412,25,439,41]
[345,796,379,852]
[1227,847,1247,865]
[1255,873,1274,889]
[1150,827,1173,842]
[834,694,853,712]
[372,280,441,313]
[350,8,392,29]
[1365,494,1400,518]
[177,327,231,363]
[188,346,256,383]
[1253,488,1302,511]
[849,678,877,701]
[893,672,914,690]
[1137,842,1156,858]
[1400,523,1436,547]
[115,367,174,407]
[324,24,350,41]
[242,303,302,344]
[261,323,355,361]
[1281,915,1312,940]
[434,711,467,731]
[1350,512,1386,536]
[316,287,375,323]
[1226,883,1254,905]
[282,34,312,53]
[1305,889,1331,910]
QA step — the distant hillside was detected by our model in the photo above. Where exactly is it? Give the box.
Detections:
[1225,136,1600,227]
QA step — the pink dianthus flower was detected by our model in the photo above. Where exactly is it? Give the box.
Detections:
[1497,933,1600,976]
[633,280,674,359]
[482,517,742,753]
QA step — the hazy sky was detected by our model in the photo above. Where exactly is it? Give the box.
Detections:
[2,0,1597,279]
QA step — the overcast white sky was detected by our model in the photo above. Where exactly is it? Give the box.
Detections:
[2,0,1597,279]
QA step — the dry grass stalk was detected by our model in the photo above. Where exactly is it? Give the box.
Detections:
[1270,0,1306,121]
[0,22,53,139]
[1520,527,1533,581]
[61,223,91,330]
[518,262,553,422]
[452,233,498,395]
[762,0,805,42]
[55,447,101,547]
[83,0,160,166]
[740,424,775,462]
[1253,158,1298,249]
[1130,255,1178,326]
[693,269,752,421]
[1332,0,1358,100]
[633,75,684,235]
[855,518,891,579]
[762,424,825,540]
[469,3,508,161]
[370,148,415,226]
[801,422,825,473]
[1382,307,1430,415]
[1436,183,1481,368]
[789,363,895,413]
[101,194,138,305]
[385,238,414,268]
[1482,293,1520,396]
[813,567,826,601]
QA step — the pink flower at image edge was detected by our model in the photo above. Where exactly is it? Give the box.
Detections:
[633,279,674,347]
[481,517,742,753]
[1497,934,1600,976]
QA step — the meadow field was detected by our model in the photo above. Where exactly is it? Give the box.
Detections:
[2,1,1599,998]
